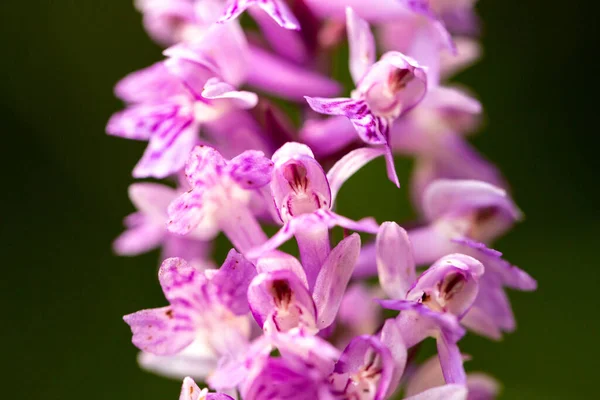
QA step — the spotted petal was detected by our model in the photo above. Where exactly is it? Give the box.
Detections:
[305,97,389,145]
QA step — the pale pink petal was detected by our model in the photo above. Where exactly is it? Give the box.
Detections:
[247,46,342,100]
[202,77,258,109]
[249,7,307,63]
[227,150,274,190]
[437,330,467,384]
[299,116,358,157]
[167,188,214,237]
[376,222,416,298]
[123,306,195,355]
[113,218,165,256]
[313,233,361,329]
[184,145,227,187]
[346,7,376,84]
[133,121,198,179]
[128,183,177,219]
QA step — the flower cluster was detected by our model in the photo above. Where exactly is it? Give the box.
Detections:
[109,1,536,399]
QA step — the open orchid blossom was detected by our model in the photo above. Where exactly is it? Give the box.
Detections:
[305,8,428,186]
[123,252,256,380]
[375,222,485,383]
[111,1,535,398]
[113,183,213,266]
[107,53,259,179]
[167,145,273,253]
[248,234,360,332]
[246,142,381,286]
[409,179,523,265]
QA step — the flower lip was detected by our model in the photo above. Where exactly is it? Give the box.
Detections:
[282,161,309,193]
[407,254,484,318]
[270,279,293,309]
[271,144,332,222]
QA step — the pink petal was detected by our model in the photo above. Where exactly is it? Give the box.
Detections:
[123,306,195,356]
[376,222,416,298]
[312,233,361,329]
[202,77,258,109]
[346,7,376,84]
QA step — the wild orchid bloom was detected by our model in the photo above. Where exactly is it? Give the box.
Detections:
[179,377,234,400]
[106,53,258,179]
[409,179,522,265]
[124,251,256,380]
[450,239,537,340]
[167,145,273,253]
[405,355,500,400]
[329,320,406,400]
[376,222,484,384]
[113,183,212,266]
[248,234,360,333]
[246,142,381,287]
[305,8,427,186]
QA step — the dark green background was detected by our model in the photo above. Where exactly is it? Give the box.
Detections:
[1,1,597,398]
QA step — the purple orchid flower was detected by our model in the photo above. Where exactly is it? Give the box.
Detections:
[305,8,428,186]
[409,179,522,265]
[123,252,257,381]
[218,0,301,30]
[405,355,500,400]
[179,377,234,400]
[376,222,485,384]
[235,320,464,399]
[107,55,258,179]
[451,238,537,340]
[167,145,273,253]
[330,319,407,400]
[113,183,213,267]
[246,142,382,287]
[240,331,339,400]
[248,233,361,333]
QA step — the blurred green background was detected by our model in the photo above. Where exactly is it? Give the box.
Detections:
[0,0,597,398]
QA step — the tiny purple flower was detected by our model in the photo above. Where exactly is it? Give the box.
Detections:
[167,145,273,253]
[247,142,381,286]
[123,252,256,379]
